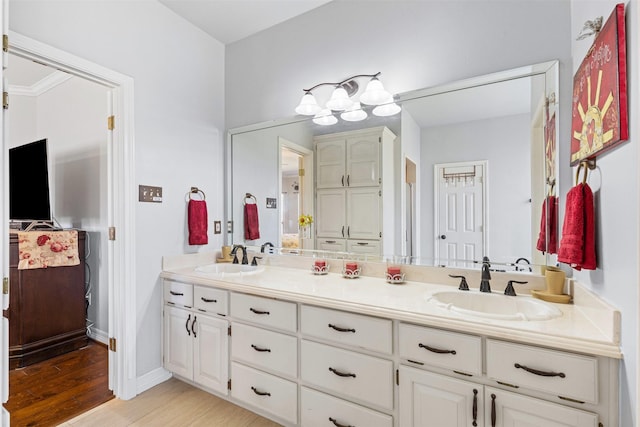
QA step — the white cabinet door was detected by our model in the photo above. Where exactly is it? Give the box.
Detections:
[347,187,381,239]
[163,305,193,380]
[193,313,229,395]
[486,387,598,427]
[316,188,346,238]
[316,139,345,188]
[346,134,380,187]
[399,365,483,427]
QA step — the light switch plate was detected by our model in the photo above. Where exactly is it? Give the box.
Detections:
[139,185,162,203]
[214,221,221,234]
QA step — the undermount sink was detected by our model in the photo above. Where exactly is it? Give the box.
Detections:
[427,290,562,321]
[195,263,264,277]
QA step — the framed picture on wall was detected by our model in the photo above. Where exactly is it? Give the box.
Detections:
[570,3,628,166]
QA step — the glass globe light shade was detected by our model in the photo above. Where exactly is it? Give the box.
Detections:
[313,109,338,126]
[340,102,367,122]
[359,77,392,106]
[295,92,322,115]
[372,96,401,116]
[325,86,354,111]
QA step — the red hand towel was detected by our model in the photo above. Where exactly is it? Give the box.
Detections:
[536,196,558,254]
[558,183,596,270]
[244,203,260,240]
[188,199,208,245]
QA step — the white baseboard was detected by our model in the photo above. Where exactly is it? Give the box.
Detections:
[137,367,172,395]
[89,328,109,345]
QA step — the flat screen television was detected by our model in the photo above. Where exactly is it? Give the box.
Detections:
[9,139,52,222]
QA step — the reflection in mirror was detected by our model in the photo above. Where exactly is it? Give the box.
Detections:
[227,61,559,274]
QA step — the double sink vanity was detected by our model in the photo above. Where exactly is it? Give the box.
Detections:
[160,252,620,427]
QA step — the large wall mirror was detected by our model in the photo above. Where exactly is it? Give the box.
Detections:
[227,60,559,273]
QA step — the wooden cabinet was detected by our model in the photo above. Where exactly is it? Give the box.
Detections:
[6,230,88,369]
[315,126,395,255]
[163,280,229,395]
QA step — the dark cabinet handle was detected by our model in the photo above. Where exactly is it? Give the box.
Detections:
[251,386,271,397]
[329,417,353,427]
[170,291,184,296]
[418,343,457,355]
[250,308,270,315]
[325,240,337,244]
[472,389,478,426]
[191,316,197,338]
[251,344,271,353]
[342,226,345,237]
[329,367,356,378]
[185,314,191,336]
[328,323,356,333]
[514,363,565,378]
[347,226,350,237]
[356,242,368,246]
[491,393,496,427]
[201,297,217,303]
[347,175,350,186]
[341,175,344,186]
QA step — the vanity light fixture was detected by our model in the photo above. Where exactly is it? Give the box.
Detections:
[295,72,401,125]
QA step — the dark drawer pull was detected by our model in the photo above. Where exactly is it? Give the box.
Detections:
[329,367,356,378]
[514,363,566,378]
[170,291,184,296]
[329,417,353,427]
[491,393,496,427]
[325,240,337,244]
[251,386,271,397]
[418,343,456,355]
[201,297,217,303]
[250,308,270,315]
[185,314,191,336]
[356,242,369,246]
[191,316,197,338]
[251,344,271,353]
[472,389,478,426]
[328,323,356,333]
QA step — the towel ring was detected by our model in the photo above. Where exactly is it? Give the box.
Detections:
[186,187,206,202]
[575,159,596,185]
[244,193,257,205]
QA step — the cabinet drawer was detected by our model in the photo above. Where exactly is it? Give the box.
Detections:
[230,293,297,333]
[346,239,380,255]
[231,322,297,378]
[194,286,228,315]
[486,339,598,404]
[163,280,193,307]
[301,386,393,427]
[301,305,392,354]
[231,362,297,425]
[301,339,393,410]
[399,323,482,375]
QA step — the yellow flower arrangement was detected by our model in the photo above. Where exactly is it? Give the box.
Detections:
[298,214,313,228]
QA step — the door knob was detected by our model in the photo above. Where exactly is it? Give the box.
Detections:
[440,235,447,240]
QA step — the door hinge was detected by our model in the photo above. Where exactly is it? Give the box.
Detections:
[2,34,8,52]
[109,337,117,352]
[109,227,116,241]
[3,277,8,295]
[3,92,8,110]
[298,168,305,177]
[227,379,231,390]
[396,369,399,385]
[107,115,115,130]
[379,232,382,238]
[228,325,232,336]
[379,190,382,196]
[378,137,382,143]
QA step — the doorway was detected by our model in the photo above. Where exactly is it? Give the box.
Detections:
[2,31,137,414]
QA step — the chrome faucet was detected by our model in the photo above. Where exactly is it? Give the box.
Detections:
[479,256,492,293]
[231,245,249,265]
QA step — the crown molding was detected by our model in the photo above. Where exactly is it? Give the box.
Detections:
[8,70,73,96]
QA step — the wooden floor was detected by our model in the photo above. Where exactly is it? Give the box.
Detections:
[4,340,114,427]
[60,377,282,426]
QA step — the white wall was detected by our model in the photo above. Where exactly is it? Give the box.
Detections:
[570,1,639,425]
[9,0,226,378]
[8,96,36,145]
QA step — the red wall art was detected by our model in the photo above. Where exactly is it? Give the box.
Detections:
[571,3,628,166]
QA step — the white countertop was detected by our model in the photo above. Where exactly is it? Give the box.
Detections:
[160,254,622,359]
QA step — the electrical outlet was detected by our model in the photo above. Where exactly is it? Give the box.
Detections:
[214,221,221,234]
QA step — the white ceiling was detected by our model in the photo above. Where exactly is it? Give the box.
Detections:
[158,0,334,45]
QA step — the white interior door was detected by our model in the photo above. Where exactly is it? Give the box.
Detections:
[434,161,486,266]
[1,0,9,423]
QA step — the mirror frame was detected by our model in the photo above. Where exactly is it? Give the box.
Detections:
[225,60,559,271]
